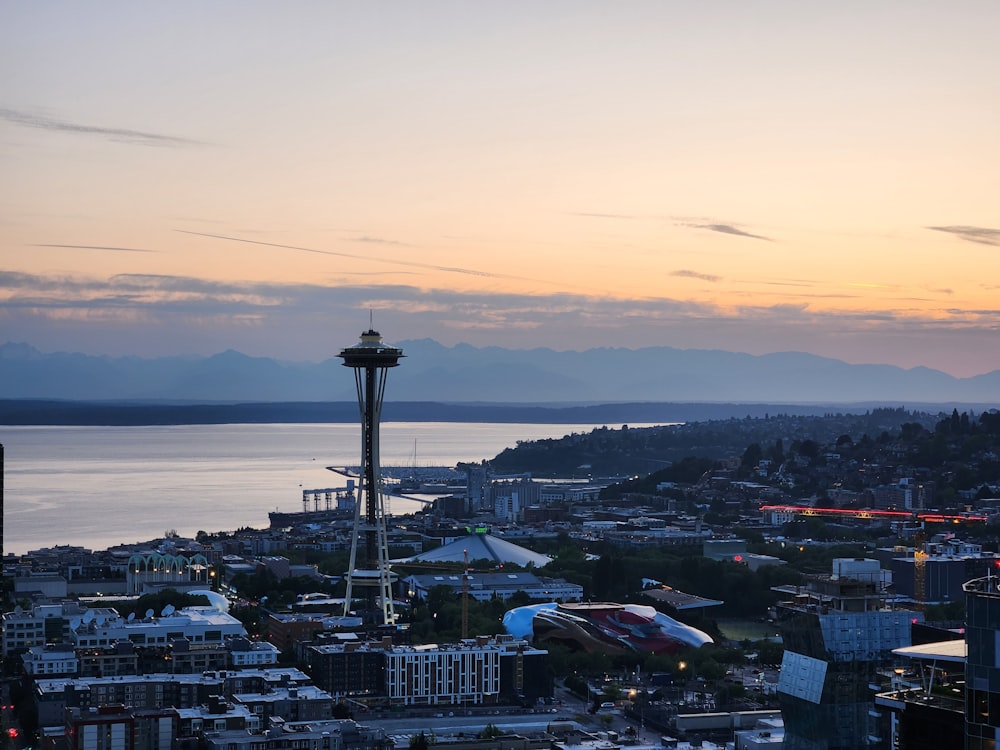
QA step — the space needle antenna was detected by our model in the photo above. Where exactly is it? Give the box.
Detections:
[338,326,404,625]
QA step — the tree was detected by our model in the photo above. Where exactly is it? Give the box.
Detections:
[768,438,785,463]
[796,439,820,460]
[479,724,504,739]
[115,590,210,620]
[740,443,763,472]
[409,732,430,750]
[593,556,615,599]
[756,639,785,666]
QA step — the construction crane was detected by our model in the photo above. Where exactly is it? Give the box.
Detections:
[913,529,928,608]
[393,555,502,639]
[462,549,470,640]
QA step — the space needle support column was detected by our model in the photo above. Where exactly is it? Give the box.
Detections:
[339,329,403,626]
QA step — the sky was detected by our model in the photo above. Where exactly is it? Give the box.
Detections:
[2,1,999,378]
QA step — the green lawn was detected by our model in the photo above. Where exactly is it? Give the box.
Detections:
[715,618,780,642]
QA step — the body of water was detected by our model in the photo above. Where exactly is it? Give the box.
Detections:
[1,422,657,555]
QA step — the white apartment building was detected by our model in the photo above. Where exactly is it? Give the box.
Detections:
[2,603,84,657]
[69,607,246,649]
[228,637,280,667]
[22,644,79,677]
[384,641,503,706]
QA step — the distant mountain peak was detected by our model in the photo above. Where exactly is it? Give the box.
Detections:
[0,342,44,360]
[0,340,997,404]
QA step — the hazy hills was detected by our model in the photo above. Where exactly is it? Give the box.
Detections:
[1,340,998,406]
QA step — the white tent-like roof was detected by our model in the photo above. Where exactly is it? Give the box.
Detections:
[892,639,966,663]
[396,533,552,568]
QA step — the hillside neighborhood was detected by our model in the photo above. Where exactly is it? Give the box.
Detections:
[4,408,1000,749]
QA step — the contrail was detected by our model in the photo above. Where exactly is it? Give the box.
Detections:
[33,243,156,253]
[175,230,540,284]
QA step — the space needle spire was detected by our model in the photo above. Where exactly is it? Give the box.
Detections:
[339,327,404,625]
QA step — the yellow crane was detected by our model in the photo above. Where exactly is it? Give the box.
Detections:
[913,529,928,607]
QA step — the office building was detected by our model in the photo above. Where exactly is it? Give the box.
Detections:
[965,575,1000,748]
[774,559,922,749]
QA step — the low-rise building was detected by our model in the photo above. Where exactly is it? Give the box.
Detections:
[402,571,582,603]
[267,613,358,652]
[3,602,84,657]
[889,539,1000,603]
[202,719,390,750]
[78,642,139,678]
[176,697,259,738]
[65,705,136,750]
[70,606,245,651]
[232,684,334,724]
[13,574,70,599]
[22,643,79,677]
[35,668,314,727]
[228,636,280,667]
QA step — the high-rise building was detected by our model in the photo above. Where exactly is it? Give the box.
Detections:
[873,638,965,750]
[339,329,403,626]
[877,573,1000,748]
[964,575,1000,748]
[1,443,6,606]
[774,558,922,749]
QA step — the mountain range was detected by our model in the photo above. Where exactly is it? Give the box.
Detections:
[1,340,998,406]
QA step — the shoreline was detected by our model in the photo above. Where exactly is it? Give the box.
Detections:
[0,397,914,428]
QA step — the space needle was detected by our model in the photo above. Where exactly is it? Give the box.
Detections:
[339,327,404,625]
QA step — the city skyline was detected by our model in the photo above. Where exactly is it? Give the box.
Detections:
[3,2,999,378]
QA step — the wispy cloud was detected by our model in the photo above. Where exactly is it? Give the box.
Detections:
[569,212,641,220]
[689,222,773,241]
[5,270,998,333]
[751,280,818,288]
[176,230,569,288]
[671,269,722,283]
[725,286,862,301]
[927,225,1000,246]
[571,212,775,242]
[32,243,157,254]
[946,307,1000,316]
[4,270,1000,374]
[0,107,202,147]
[350,236,411,246]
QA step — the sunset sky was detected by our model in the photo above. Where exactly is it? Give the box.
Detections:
[2,2,999,377]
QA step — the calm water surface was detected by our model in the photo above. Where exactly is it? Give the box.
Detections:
[1,422,655,554]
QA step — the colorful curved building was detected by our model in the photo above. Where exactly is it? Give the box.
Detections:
[503,601,712,655]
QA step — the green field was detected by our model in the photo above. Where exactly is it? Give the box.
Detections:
[715,619,781,642]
